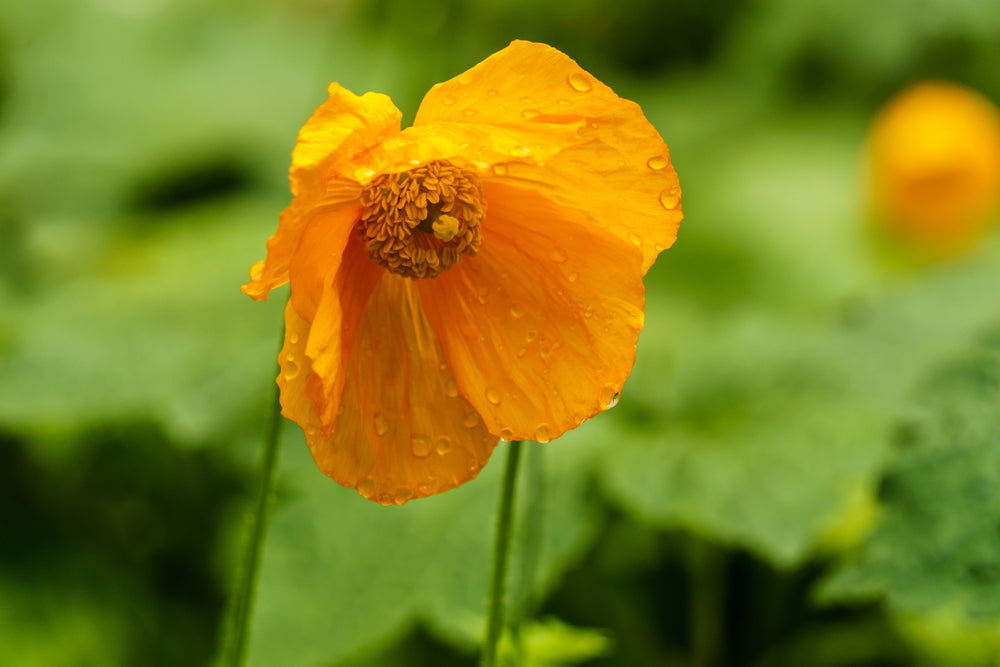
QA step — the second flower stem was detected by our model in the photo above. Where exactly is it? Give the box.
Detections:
[480,439,524,667]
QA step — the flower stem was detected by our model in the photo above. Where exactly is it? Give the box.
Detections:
[222,327,286,667]
[480,439,524,667]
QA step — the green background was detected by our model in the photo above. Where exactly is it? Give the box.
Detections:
[2,0,1000,665]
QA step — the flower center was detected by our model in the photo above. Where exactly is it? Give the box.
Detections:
[359,161,486,280]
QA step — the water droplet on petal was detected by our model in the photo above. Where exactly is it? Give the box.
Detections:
[499,428,514,441]
[522,108,541,119]
[521,96,534,104]
[417,483,430,495]
[435,437,452,454]
[647,155,669,170]
[358,476,375,498]
[283,355,299,380]
[487,89,498,97]
[540,346,552,359]
[464,412,480,428]
[510,303,525,318]
[517,348,527,358]
[557,98,572,106]
[394,487,413,504]
[600,384,621,410]
[567,271,579,283]
[526,330,538,342]
[443,95,456,106]
[377,494,393,506]
[411,434,432,457]
[249,260,265,280]
[568,71,592,92]
[549,247,568,263]
[289,332,299,344]
[534,424,551,443]
[463,108,478,117]
[659,190,680,210]
[627,232,643,247]
[617,160,626,167]
[445,378,459,398]
[486,387,502,405]
[374,413,389,436]
[492,163,507,176]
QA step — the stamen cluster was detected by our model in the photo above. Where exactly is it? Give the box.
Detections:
[359,160,485,279]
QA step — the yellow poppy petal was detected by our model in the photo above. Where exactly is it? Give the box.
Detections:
[309,272,499,504]
[276,300,322,434]
[304,233,385,428]
[291,82,402,196]
[414,40,682,273]
[418,182,646,443]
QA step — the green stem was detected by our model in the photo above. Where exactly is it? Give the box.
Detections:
[690,537,726,667]
[480,439,524,667]
[223,327,286,667]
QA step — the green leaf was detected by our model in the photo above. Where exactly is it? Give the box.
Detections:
[245,425,604,667]
[821,328,1000,619]
[500,617,613,666]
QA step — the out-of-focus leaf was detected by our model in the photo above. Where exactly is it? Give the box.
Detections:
[500,616,612,666]
[821,327,1000,618]
[0,199,284,446]
[601,236,1000,566]
[245,425,603,667]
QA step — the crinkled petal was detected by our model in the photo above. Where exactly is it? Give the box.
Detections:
[308,271,498,504]
[414,39,681,274]
[291,83,402,196]
[304,232,385,427]
[418,182,646,442]
[242,82,400,302]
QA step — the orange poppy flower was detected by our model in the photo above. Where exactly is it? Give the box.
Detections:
[866,81,1000,258]
[242,40,682,505]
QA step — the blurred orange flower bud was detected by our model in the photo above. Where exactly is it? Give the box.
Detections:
[866,81,1000,258]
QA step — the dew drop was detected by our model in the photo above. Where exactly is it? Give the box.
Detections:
[487,89,498,97]
[463,108,478,117]
[567,271,579,283]
[526,330,538,342]
[377,494,393,506]
[394,487,413,505]
[627,231,643,247]
[417,483,430,495]
[654,243,666,252]
[373,413,389,436]
[600,384,621,410]
[522,108,541,119]
[534,424,551,443]
[510,303,525,318]
[568,71,592,92]
[617,160,626,167]
[659,190,681,210]
[445,378,459,398]
[647,155,669,170]
[283,355,299,380]
[411,434,432,458]
[443,95,456,106]
[249,260,265,280]
[357,476,375,498]
[499,428,514,441]
[517,348,527,358]
[492,163,507,176]
[540,346,552,360]
[464,412,480,428]
[486,387,502,405]
[521,96,535,104]
[549,247,568,263]
[435,436,452,454]
[289,332,299,344]
[557,98,572,106]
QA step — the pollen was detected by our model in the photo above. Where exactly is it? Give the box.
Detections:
[359,161,486,279]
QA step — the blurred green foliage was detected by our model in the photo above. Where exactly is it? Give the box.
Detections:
[2,0,999,665]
